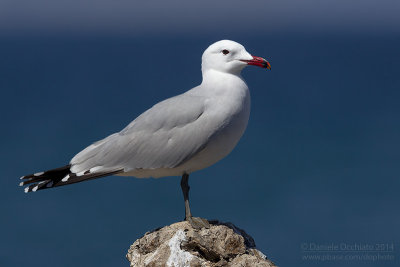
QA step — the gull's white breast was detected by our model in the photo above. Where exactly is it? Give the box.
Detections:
[179,73,251,173]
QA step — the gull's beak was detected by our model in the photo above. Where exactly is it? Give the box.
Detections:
[241,56,271,70]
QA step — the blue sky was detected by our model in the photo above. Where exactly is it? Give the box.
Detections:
[1,0,399,35]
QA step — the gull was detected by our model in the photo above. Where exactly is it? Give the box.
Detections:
[20,40,271,228]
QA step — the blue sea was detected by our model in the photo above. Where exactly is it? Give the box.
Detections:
[1,32,399,266]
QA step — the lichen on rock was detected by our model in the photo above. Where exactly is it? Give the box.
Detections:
[126,221,276,267]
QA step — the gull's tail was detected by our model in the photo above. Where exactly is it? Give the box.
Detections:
[19,165,123,193]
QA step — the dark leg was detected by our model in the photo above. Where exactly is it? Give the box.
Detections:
[180,173,210,229]
[181,173,192,220]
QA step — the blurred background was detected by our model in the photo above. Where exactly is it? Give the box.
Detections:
[1,0,399,266]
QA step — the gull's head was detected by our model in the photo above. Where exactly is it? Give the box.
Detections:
[201,40,271,75]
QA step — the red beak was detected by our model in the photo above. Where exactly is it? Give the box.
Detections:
[241,56,271,70]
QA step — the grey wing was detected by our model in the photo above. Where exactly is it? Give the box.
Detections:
[70,93,213,174]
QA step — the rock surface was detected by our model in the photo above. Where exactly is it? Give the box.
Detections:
[126,220,276,267]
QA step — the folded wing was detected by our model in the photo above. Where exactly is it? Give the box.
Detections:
[70,92,217,175]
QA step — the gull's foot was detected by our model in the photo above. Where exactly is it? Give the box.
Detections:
[187,216,210,229]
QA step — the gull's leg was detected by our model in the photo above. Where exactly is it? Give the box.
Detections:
[180,173,210,229]
[180,173,192,220]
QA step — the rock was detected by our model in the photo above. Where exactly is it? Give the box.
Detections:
[126,220,276,267]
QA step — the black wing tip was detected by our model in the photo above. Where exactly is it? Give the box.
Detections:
[20,165,71,193]
[20,165,123,193]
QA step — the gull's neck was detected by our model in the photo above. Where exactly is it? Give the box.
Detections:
[201,69,246,88]
[188,69,249,101]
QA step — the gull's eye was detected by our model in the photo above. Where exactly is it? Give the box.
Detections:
[222,49,230,55]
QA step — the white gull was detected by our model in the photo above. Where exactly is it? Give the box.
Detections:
[20,40,271,227]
